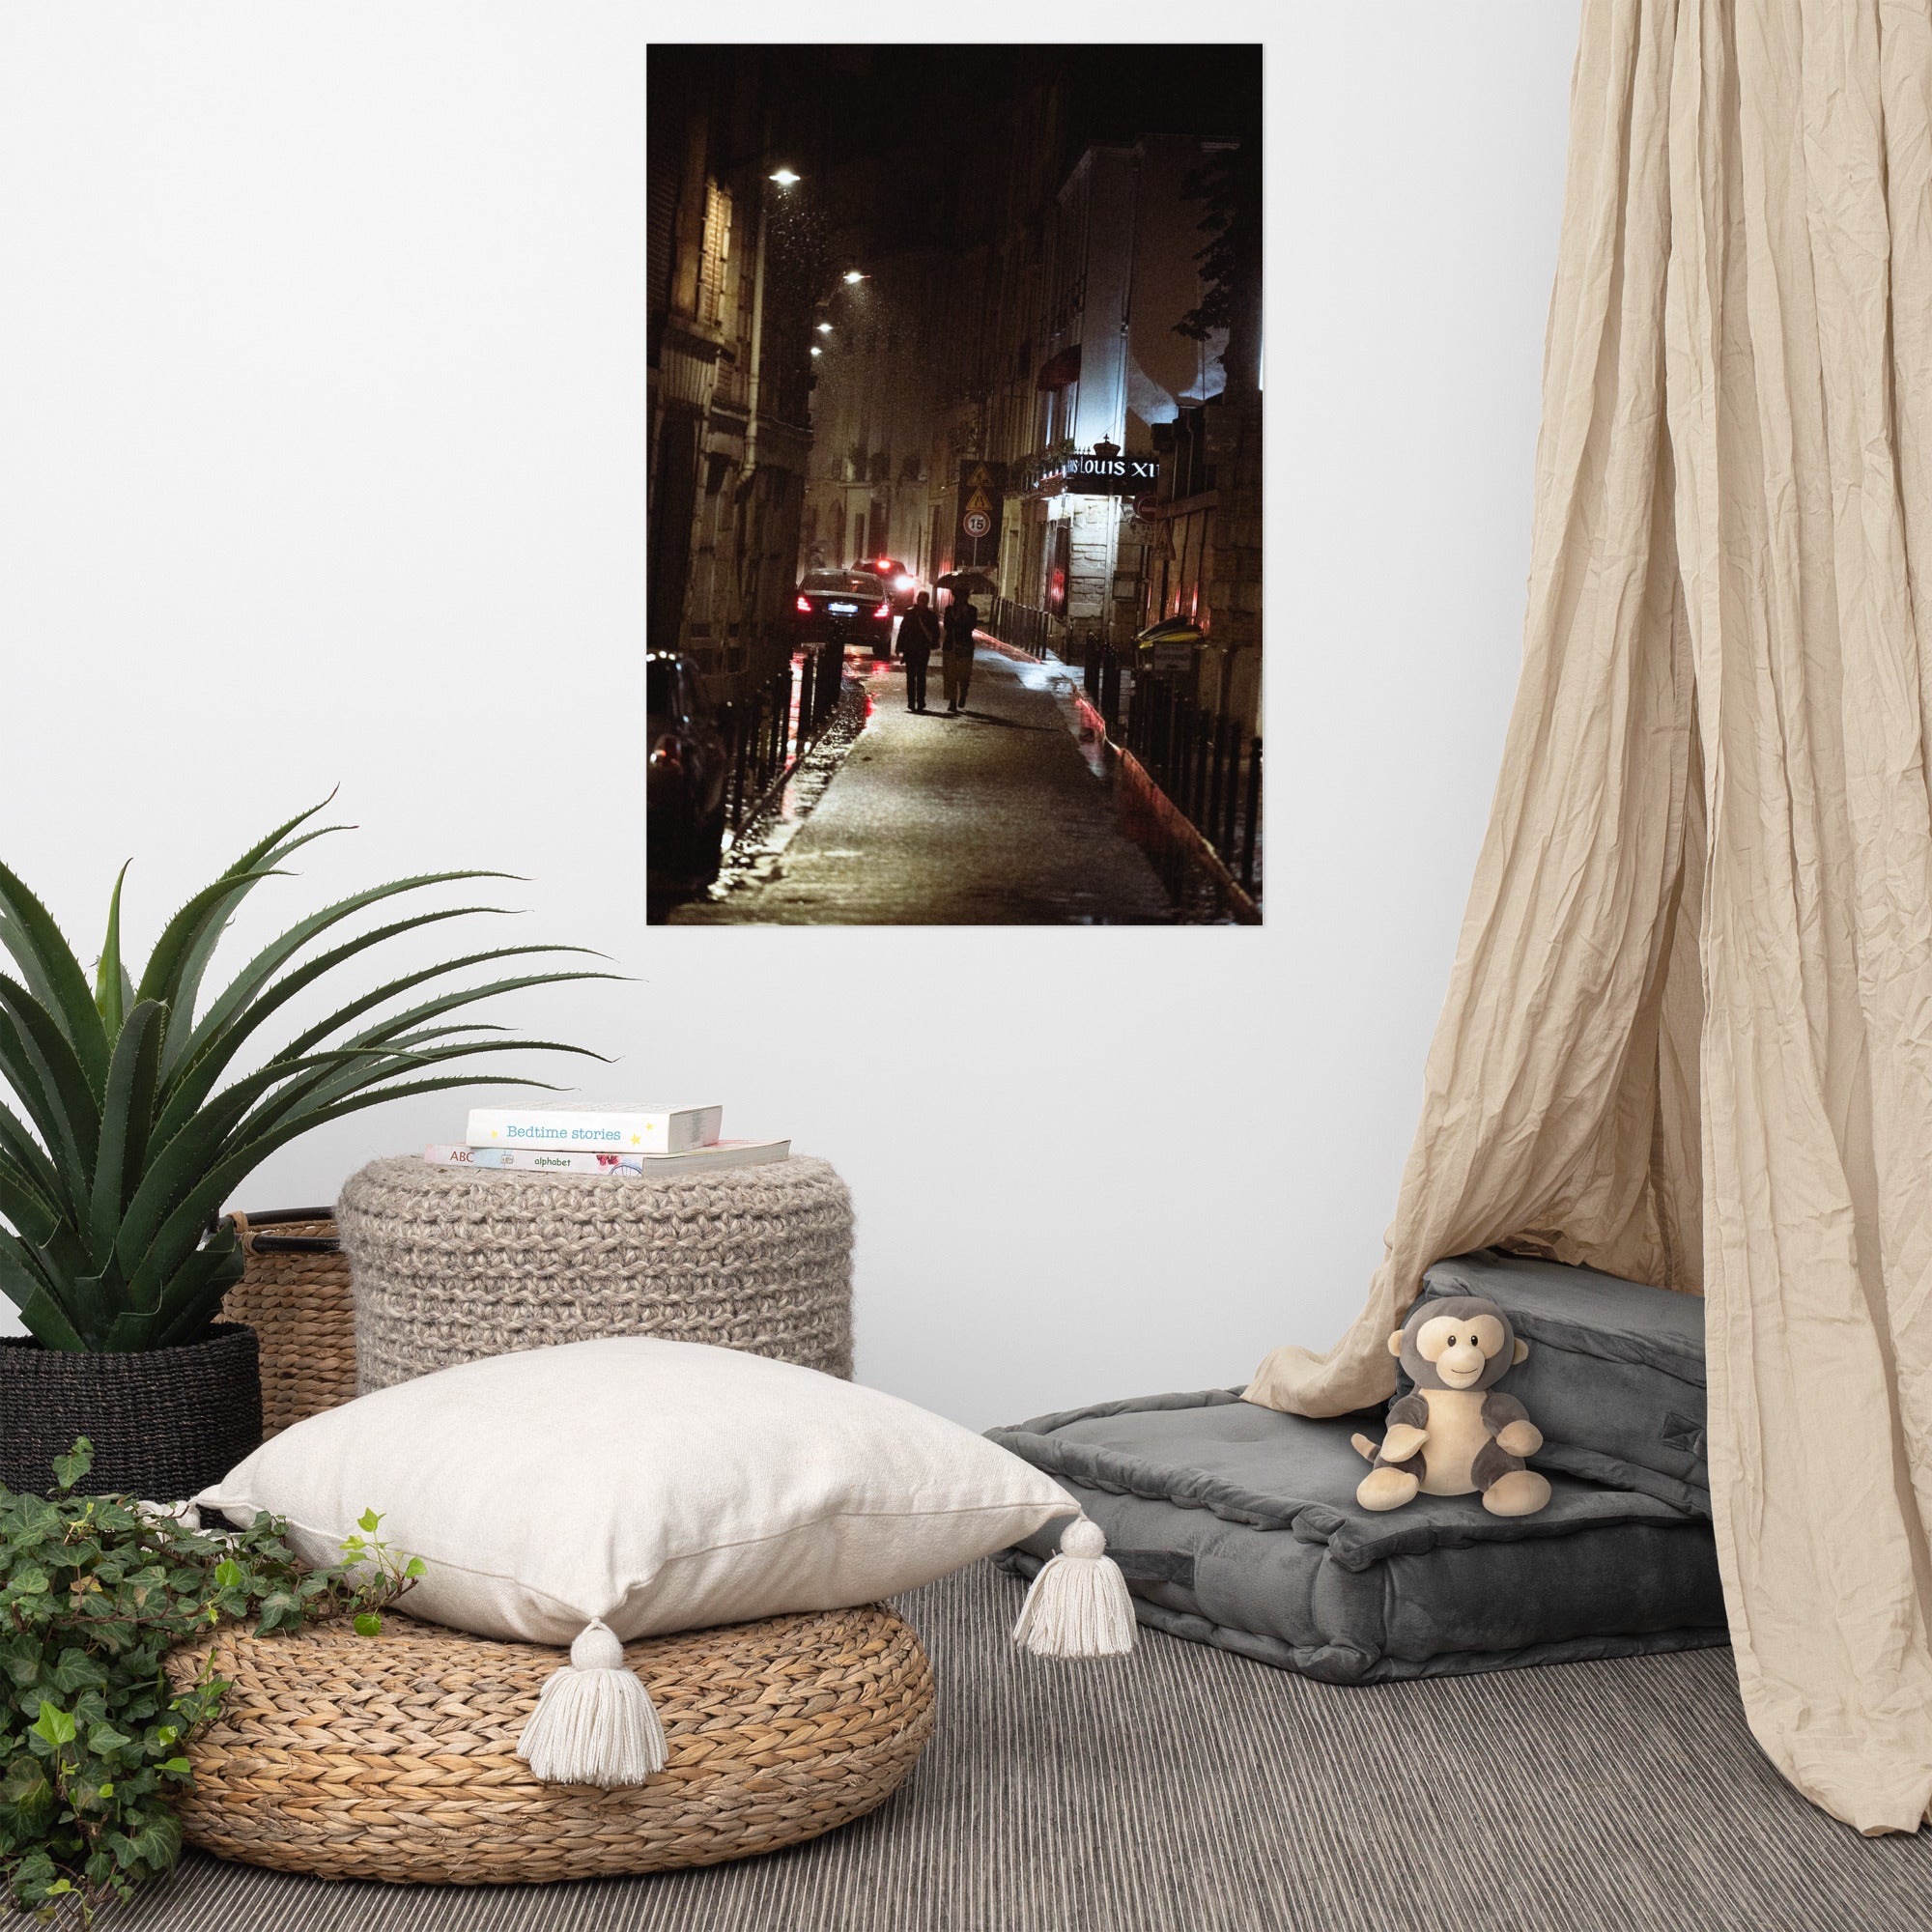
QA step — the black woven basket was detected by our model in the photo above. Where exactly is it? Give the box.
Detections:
[0,1323,263,1501]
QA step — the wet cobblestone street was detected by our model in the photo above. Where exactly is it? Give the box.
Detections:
[668,647,1180,925]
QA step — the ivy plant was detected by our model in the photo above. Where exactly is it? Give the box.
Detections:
[0,1440,419,1923]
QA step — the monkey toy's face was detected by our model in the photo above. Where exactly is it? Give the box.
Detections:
[1387,1294,1527,1392]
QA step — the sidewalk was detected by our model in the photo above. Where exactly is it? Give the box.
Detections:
[668,647,1174,924]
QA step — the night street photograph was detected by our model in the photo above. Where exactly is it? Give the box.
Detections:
[647,43,1263,924]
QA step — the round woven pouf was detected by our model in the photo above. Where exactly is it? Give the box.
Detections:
[336,1154,854,1392]
[167,1603,933,1884]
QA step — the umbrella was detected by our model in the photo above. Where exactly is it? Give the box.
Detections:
[1134,616,1207,649]
[936,571,997,597]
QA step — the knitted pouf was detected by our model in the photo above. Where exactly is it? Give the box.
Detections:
[336,1155,854,1392]
[167,1603,934,1883]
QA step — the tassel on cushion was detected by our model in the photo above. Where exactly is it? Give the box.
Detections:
[1011,1517,1136,1659]
[516,1619,667,1785]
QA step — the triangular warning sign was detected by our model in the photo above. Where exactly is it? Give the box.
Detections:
[966,489,993,517]
[968,464,994,488]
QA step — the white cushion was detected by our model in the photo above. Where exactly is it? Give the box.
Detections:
[196,1338,1078,1645]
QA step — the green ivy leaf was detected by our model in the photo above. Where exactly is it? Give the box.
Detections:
[49,1438,94,1493]
[0,1381,421,1919]
[31,1701,75,1748]
[49,1646,108,1695]
[0,1756,51,1807]
[404,1556,426,1579]
[1,1642,42,1688]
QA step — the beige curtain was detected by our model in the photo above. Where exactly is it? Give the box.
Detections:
[1250,0,1932,1833]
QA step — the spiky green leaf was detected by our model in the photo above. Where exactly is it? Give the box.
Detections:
[93,860,133,1037]
[156,911,552,1127]
[0,1136,63,1242]
[0,861,110,1093]
[89,1000,165,1269]
[114,1048,406,1284]
[169,875,519,1080]
[0,973,100,1193]
[270,953,614,1069]
[153,798,348,1076]
[0,1235,84,1349]
[0,810,599,1354]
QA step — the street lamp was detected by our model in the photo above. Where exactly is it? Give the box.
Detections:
[815,323,833,334]
[842,270,867,285]
[810,346,822,357]
[747,167,802,481]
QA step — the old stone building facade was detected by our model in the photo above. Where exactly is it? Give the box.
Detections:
[648,48,821,701]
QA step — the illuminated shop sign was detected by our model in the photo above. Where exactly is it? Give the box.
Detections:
[1060,453,1159,497]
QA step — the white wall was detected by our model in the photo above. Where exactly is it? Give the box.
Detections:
[0,3,1580,1428]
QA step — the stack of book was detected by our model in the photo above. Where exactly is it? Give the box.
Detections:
[424,1103,789,1177]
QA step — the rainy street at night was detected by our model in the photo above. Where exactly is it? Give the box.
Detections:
[669,646,1179,925]
[648,44,1263,925]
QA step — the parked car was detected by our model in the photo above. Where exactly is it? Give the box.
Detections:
[647,648,729,906]
[794,570,895,655]
[861,554,920,615]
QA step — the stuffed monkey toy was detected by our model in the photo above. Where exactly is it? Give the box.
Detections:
[1350,1294,1551,1517]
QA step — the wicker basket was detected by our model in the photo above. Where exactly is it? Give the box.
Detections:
[168,1603,934,1883]
[0,1323,260,1500]
[219,1208,358,1437]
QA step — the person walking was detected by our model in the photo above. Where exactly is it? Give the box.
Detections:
[897,590,939,712]
[941,595,979,714]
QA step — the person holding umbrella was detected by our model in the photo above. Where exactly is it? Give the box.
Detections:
[935,570,994,715]
[940,595,979,713]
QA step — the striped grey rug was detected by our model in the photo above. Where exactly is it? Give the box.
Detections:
[127,1561,1931,1932]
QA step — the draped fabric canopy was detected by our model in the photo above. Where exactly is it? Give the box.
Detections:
[1249,0,1932,1833]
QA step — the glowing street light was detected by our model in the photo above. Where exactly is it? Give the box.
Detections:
[842,270,867,284]
[815,323,833,334]
[768,167,801,186]
[810,346,823,357]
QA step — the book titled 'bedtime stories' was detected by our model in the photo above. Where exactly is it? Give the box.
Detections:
[464,1103,724,1153]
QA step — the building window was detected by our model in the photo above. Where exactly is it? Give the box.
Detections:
[698,181,732,328]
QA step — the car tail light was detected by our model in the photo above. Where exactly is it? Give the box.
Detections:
[795,595,811,613]
[873,601,890,618]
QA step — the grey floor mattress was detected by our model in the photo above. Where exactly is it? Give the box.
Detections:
[1422,1249,1709,1514]
[990,1391,1725,1683]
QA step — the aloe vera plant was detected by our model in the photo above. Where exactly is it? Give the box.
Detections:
[0,802,610,1352]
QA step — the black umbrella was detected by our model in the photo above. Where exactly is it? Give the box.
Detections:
[935,571,997,597]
